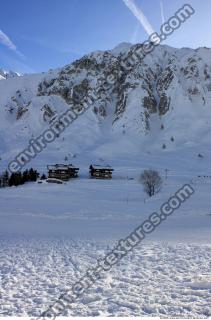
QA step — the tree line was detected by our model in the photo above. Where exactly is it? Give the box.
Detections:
[0,168,42,188]
[0,166,163,197]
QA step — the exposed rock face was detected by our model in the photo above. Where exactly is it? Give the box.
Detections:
[5,90,31,120]
[158,93,171,116]
[1,43,211,160]
[34,44,211,131]
[41,105,56,122]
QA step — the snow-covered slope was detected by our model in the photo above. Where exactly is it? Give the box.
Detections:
[0,43,211,169]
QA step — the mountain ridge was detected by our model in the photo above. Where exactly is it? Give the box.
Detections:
[0,42,211,169]
[0,68,21,80]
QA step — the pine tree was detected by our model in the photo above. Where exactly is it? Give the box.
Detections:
[22,169,29,183]
[28,168,39,181]
[9,172,23,186]
[2,170,9,187]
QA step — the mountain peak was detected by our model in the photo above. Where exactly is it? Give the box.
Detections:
[111,42,132,56]
[0,68,21,80]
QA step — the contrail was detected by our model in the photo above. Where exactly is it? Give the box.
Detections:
[160,0,165,24]
[122,0,155,36]
[0,29,25,59]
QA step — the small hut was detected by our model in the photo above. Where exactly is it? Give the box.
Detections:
[89,164,114,179]
[47,164,79,181]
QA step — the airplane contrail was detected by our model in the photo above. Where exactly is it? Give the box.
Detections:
[0,29,25,59]
[122,0,155,36]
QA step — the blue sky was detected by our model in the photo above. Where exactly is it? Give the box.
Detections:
[0,0,210,74]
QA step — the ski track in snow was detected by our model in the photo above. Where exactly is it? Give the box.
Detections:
[0,174,211,316]
[0,238,211,317]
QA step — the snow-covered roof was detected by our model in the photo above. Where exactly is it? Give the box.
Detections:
[91,164,113,170]
[48,164,78,170]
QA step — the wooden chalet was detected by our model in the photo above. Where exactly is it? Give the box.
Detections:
[89,164,114,179]
[47,164,79,181]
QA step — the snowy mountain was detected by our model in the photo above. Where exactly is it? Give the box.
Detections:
[0,43,211,169]
[0,68,21,80]
[1,43,211,319]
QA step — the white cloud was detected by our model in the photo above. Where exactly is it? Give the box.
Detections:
[122,0,155,36]
[0,29,25,59]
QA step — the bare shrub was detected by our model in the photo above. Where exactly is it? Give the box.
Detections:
[140,170,163,197]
